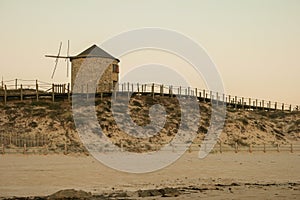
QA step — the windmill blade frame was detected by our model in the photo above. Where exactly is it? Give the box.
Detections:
[66,40,70,77]
[51,42,62,79]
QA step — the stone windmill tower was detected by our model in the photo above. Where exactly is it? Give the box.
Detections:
[46,43,120,93]
[70,45,120,92]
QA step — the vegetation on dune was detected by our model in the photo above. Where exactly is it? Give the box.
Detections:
[0,96,299,153]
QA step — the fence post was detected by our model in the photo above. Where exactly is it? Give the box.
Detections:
[248,98,251,109]
[20,84,23,101]
[152,83,154,99]
[282,103,284,111]
[23,143,26,154]
[188,144,192,153]
[234,96,237,109]
[121,140,124,152]
[263,143,266,153]
[235,142,238,153]
[262,100,264,110]
[219,142,222,153]
[52,84,55,102]
[62,84,64,93]
[15,79,17,89]
[289,104,292,112]
[67,83,70,101]
[36,80,39,101]
[290,143,293,153]
[255,99,258,110]
[44,145,48,155]
[4,85,7,105]
[179,86,182,98]
[127,88,130,100]
[275,102,277,110]
[249,144,252,153]
[1,144,4,154]
[277,143,280,152]
[242,97,244,109]
[160,84,163,96]
[64,142,67,155]
[203,89,206,102]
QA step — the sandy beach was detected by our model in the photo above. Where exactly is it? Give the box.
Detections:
[0,151,299,199]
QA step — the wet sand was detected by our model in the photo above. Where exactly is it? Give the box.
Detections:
[0,152,299,199]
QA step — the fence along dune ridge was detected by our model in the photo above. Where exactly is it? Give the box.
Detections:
[0,79,299,111]
[0,79,299,154]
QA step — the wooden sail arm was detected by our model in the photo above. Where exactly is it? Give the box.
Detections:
[45,55,70,59]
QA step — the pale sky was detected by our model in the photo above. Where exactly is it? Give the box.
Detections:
[0,0,299,105]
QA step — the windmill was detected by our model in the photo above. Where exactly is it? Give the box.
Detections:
[45,40,71,79]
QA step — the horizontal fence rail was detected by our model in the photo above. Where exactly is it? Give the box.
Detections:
[0,79,299,111]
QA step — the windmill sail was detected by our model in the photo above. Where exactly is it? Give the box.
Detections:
[51,42,62,79]
[66,40,70,77]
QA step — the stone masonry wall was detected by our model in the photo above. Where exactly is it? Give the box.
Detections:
[71,57,119,93]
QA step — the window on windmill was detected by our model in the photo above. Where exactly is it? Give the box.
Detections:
[112,64,119,73]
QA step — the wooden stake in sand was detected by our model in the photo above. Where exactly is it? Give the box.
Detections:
[290,143,293,153]
[44,145,48,155]
[23,143,26,154]
[235,142,238,153]
[64,142,67,155]
[1,144,4,154]
[188,144,192,153]
[263,143,266,153]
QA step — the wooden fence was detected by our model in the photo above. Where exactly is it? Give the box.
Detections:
[0,132,49,154]
[0,139,299,155]
[0,80,299,111]
[195,142,300,154]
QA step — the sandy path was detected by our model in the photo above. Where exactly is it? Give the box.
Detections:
[0,152,299,199]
